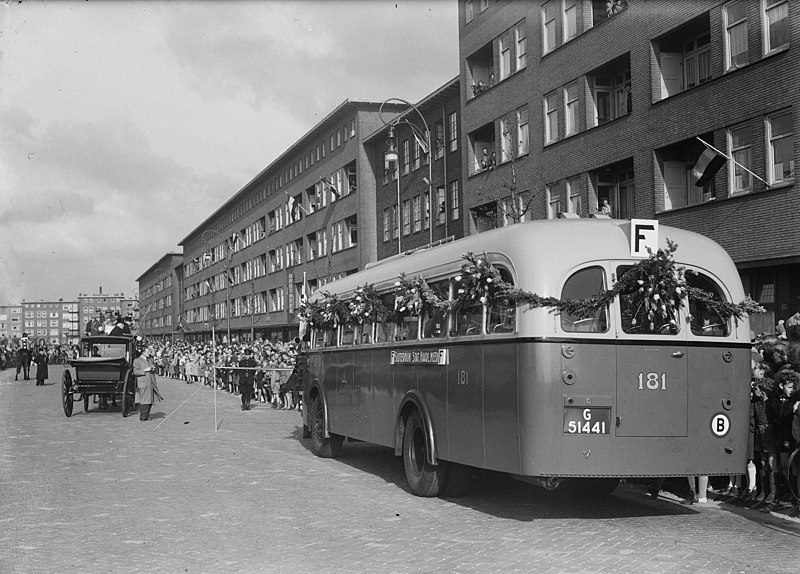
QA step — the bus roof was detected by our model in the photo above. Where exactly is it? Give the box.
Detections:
[313,219,743,300]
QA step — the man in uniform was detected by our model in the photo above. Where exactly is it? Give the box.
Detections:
[15,333,32,381]
[238,348,257,411]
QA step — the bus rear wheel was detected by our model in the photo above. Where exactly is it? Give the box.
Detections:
[310,396,343,458]
[403,410,446,497]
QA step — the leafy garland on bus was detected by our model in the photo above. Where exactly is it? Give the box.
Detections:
[297,241,763,330]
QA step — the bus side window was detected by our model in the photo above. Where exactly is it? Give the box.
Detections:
[375,293,396,343]
[488,267,516,334]
[341,324,356,345]
[361,324,374,344]
[422,279,449,339]
[453,301,483,336]
[324,328,338,347]
[397,316,419,341]
[561,266,609,333]
[688,272,730,337]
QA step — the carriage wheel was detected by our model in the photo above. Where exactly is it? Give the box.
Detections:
[84,394,90,413]
[122,371,135,418]
[61,371,74,418]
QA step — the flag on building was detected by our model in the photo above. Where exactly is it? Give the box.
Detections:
[413,130,429,154]
[692,145,726,187]
[322,176,341,199]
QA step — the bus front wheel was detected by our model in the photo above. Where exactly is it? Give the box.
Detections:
[310,396,343,458]
[403,410,446,497]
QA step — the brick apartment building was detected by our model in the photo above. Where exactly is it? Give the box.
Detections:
[364,78,467,261]
[176,100,409,343]
[20,300,79,346]
[0,305,22,342]
[459,0,798,334]
[136,253,183,340]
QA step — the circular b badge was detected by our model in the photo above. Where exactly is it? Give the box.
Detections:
[710,412,730,438]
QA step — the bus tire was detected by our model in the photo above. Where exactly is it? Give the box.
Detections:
[403,409,446,497]
[440,462,471,497]
[310,396,343,458]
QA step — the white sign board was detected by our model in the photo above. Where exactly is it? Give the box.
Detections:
[630,219,658,258]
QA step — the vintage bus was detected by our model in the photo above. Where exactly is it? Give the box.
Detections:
[301,219,752,497]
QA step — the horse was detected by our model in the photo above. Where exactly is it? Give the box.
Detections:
[15,347,32,380]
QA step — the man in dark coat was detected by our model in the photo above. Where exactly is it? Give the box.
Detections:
[32,347,49,386]
[238,348,257,411]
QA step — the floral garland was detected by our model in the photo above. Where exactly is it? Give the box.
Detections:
[457,242,763,328]
[348,284,391,324]
[392,275,450,320]
[298,241,763,330]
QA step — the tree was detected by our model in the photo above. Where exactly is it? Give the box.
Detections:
[472,113,540,229]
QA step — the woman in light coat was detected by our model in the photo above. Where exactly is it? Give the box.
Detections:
[133,345,160,421]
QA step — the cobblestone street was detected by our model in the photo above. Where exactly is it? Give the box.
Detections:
[1,366,799,574]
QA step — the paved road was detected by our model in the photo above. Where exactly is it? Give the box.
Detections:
[1,366,799,574]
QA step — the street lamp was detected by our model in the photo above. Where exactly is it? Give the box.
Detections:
[201,229,232,344]
[379,98,434,253]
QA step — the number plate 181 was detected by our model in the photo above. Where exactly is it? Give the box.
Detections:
[563,407,611,434]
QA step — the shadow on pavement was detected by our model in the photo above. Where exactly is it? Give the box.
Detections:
[294,438,696,521]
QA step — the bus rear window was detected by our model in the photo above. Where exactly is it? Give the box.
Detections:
[688,272,730,337]
[561,266,609,333]
[617,265,679,335]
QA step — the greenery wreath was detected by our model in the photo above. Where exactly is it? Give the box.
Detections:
[296,240,763,331]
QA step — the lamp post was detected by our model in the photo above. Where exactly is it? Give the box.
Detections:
[201,229,232,344]
[379,98,434,253]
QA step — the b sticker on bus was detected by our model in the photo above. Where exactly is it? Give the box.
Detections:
[564,407,611,434]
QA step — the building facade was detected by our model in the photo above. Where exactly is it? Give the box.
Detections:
[0,305,22,342]
[136,253,183,340]
[364,78,468,261]
[177,100,408,343]
[459,0,798,334]
[20,300,79,346]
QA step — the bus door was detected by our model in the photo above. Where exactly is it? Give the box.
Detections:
[614,264,688,438]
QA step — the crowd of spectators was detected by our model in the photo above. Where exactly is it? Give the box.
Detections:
[0,340,75,370]
[143,338,303,411]
[705,315,800,518]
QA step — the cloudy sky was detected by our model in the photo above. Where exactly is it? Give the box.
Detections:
[0,0,458,305]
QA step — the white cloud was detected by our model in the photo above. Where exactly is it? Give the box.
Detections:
[0,0,458,304]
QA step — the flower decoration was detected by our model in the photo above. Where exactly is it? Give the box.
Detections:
[348,284,391,324]
[392,274,450,320]
[298,241,762,332]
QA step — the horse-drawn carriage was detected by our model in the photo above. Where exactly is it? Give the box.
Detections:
[61,335,138,417]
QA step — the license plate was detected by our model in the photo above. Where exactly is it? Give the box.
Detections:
[563,407,611,434]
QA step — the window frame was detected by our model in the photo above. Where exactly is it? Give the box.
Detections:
[727,123,753,195]
[723,0,749,71]
[542,1,558,55]
[544,91,559,144]
[762,0,790,55]
[766,110,795,185]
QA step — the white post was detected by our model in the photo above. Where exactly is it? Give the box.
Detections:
[212,322,217,432]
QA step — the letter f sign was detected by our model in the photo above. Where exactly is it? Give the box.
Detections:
[630,219,658,258]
